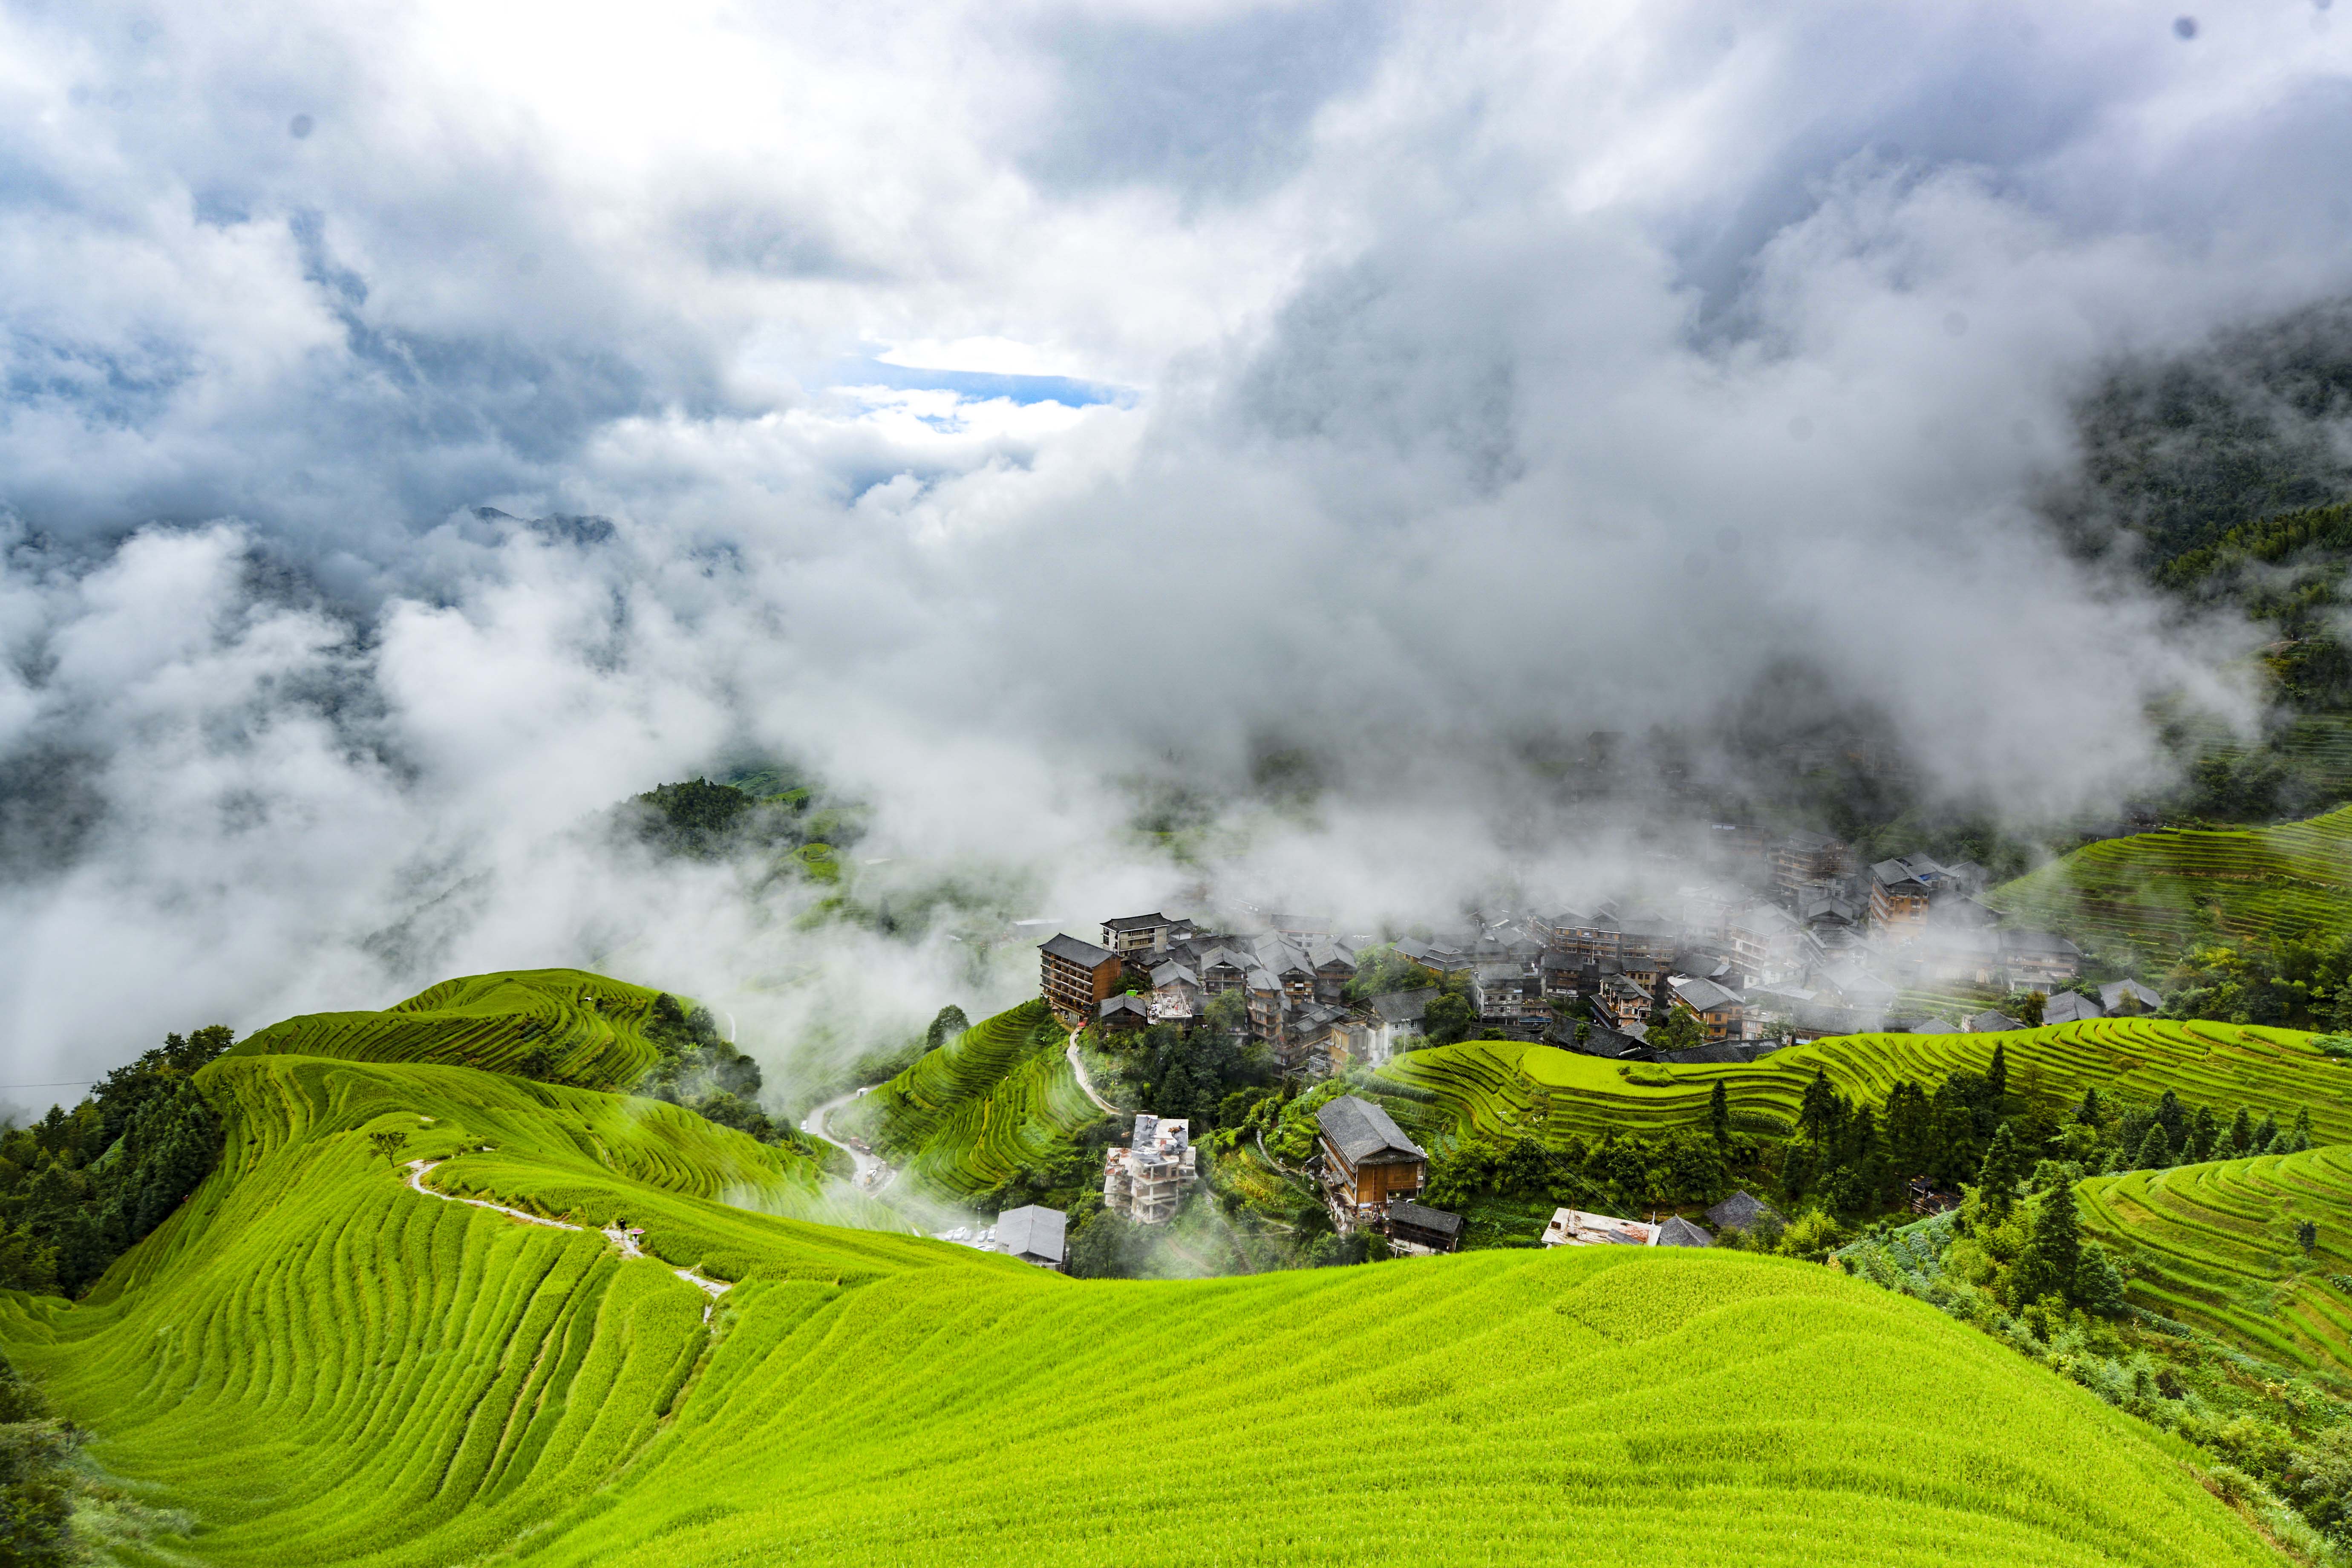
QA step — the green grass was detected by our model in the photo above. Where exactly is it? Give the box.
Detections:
[842,1000,1108,1194]
[2080,1143,2352,1376]
[1986,803,2352,949]
[0,1026,2288,1565]
[230,968,674,1090]
[1379,1017,2352,1149]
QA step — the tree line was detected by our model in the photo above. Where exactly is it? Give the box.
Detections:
[0,1027,232,1298]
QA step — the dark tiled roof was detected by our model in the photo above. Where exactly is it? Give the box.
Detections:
[1371,987,1437,1024]
[1705,1191,1782,1231]
[1315,1095,1424,1164]
[1385,1198,1464,1237]
[1655,1216,1713,1248]
[1103,912,1171,932]
[1656,1042,1748,1065]
[1098,994,1149,1019]
[996,1205,1066,1264]
[2041,991,2102,1025]
[1041,933,1117,968]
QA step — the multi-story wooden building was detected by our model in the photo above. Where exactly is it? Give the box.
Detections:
[1668,975,1747,1041]
[1773,832,1851,903]
[1040,933,1122,1027]
[1314,1095,1426,1228]
[1867,855,1947,934]
[1101,912,1184,963]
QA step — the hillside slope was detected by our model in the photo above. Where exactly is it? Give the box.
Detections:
[2080,1143,2352,1375]
[1986,805,2352,950]
[0,1031,2294,1565]
[842,1000,1107,1194]
[230,968,673,1090]
[1378,1017,2352,1147]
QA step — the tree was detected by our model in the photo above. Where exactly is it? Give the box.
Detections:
[1422,993,1476,1048]
[1976,1123,2028,1219]
[1204,990,1249,1036]
[1499,1138,1553,1197]
[1708,1080,1731,1147]
[0,1356,78,1568]
[1650,1009,1703,1055]
[2300,1218,2320,1256]
[2075,1241,2130,1317]
[1065,1211,1149,1279]
[2189,1105,2219,1163]
[2228,1106,2254,1156]
[1986,1041,2009,1101]
[515,1046,560,1082]
[2010,1179,2082,1306]
[366,1130,409,1162]
[2290,1107,2315,1153]
[2013,992,2046,1027]
[1798,1071,1839,1161]
[1884,1080,1932,1176]
[2134,1125,2172,1170]
[925,1005,971,1051]
[2156,1089,2188,1153]
[2075,1087,2104,1128]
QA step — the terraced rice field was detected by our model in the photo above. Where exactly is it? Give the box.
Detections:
[231,968,672,1090]
[1987,804,2352,949]
[2080,1144,2352,1377]
[0,1027,2286,1565]
[1379,1017,2352,1150]
[844,1000,1107,1193]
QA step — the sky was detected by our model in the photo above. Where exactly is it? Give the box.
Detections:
[3,0,2352,1095]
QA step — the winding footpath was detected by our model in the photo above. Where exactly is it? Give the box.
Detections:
[400,1159,734,1323]
[1065,1032,1131,1115]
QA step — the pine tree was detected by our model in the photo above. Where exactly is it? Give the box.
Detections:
[1708,1080,1730,1147]
[2189,1105,2219,1163]
[2012,1180,2083,1306]
[2074,1241,2130,1316]
[2254,1110,2281,1154]
[2156,1088,2187,1151]
[2292,1107,2315,1153]
[2298,1218,2319,1256]
[2075,1087,2103,1127]
[1977,1123,2027,1219]
[1986,1042,2008,1102]
[2133,1125,2171,1170]
[1799,1071,1838,1161]
[2229,1106,2254,1156]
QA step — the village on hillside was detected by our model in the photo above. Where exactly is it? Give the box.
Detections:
[997,829,2135,1271]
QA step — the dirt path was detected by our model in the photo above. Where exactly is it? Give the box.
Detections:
[1065,1033,1130,1116]
[402,1159,734,1321]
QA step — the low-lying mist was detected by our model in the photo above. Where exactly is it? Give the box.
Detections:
[5,0,2352,1107]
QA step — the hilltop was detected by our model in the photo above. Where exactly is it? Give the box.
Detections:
[1375,1017,2352,1149]
[1986,805,2352,953]
[0,999,2291,1566]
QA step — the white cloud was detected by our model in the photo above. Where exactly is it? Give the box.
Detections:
[1,0,2349,1090]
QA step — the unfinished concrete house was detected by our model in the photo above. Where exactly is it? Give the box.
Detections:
[1102,1114,1199,1225]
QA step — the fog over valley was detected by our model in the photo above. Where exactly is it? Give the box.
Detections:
[4,0,2352,1095]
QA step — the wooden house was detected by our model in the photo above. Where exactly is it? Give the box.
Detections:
[1040,934,1122,1028]
[1314,1095,1426,1225]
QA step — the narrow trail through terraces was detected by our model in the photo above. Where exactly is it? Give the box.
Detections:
[400,1159,733,1322]
[1066,1032,1131,1115]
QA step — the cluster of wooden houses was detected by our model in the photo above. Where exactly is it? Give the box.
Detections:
[1040,856,2095,1080]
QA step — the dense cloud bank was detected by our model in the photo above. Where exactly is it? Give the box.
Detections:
[3,0,2351,1091]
